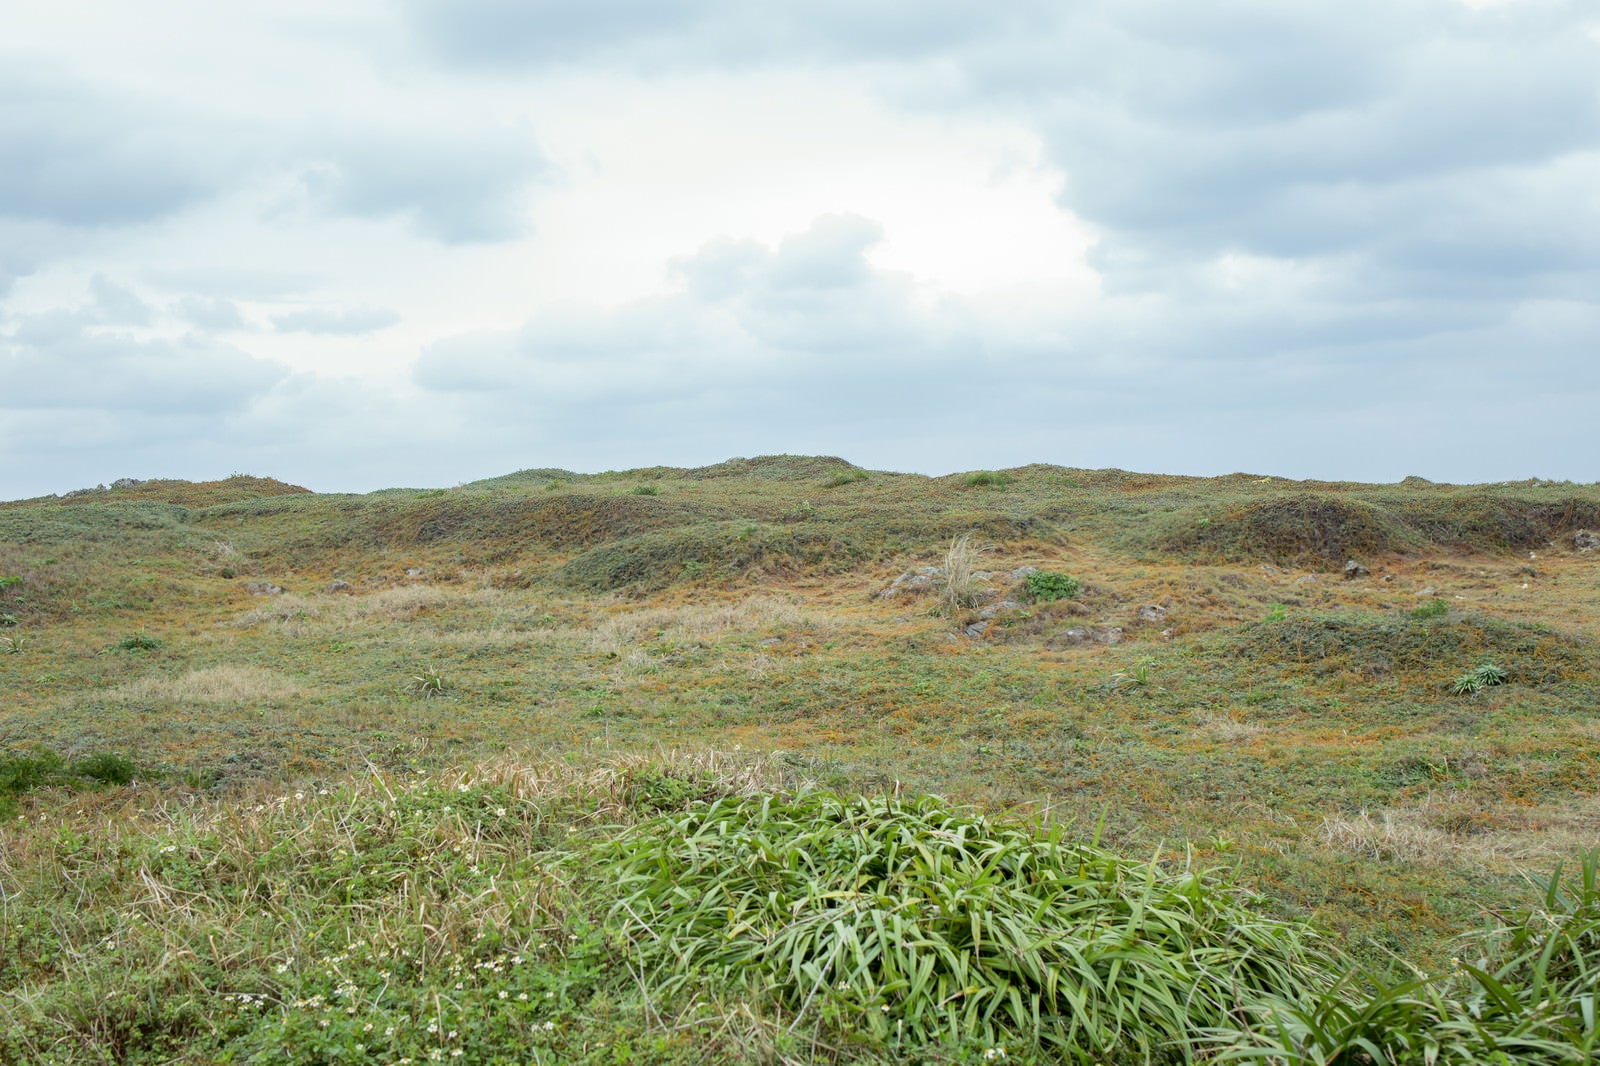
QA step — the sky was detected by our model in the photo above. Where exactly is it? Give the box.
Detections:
[3,0,1598,499]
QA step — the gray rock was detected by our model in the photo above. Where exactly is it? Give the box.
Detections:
[978,600,1022,619]
[111,478,144,489]
[1574,530,1599,553]
[1417,586,1437,596]
[326,579,353,593]
[1009,565,1039,580]
[1294,575,1316,585]
[245,581,283,596]
[405,567,424,577]
[1343,560,1370,580]
[963,620,992,639]
[874,566,943,600]
[1259,564,1280,573]
[1054,625,1122,647]
[760,637,782,647]
[1137,605,1167,623]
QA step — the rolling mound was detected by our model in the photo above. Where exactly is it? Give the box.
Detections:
[1155,494,1414,566]
[1213,610,1593,686]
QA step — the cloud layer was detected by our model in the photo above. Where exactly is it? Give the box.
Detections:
[3,0,1597,498]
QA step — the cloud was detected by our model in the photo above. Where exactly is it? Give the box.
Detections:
[414,214,952,404]
[0,61,236,230]
[296,123,551,244]
[172,295,250,331]
[0,311,287,414]
[271,306,402,335]
[87,274,153,326]
[402,0,1051,68]
[408,208,1599,482]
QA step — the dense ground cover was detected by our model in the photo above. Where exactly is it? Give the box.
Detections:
[2,459,1597,1062]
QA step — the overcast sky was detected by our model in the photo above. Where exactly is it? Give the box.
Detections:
[3,0,1598,499]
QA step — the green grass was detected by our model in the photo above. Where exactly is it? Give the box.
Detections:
[1,458,1598,1062]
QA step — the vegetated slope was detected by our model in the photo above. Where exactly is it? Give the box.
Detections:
[1211,609,1593,686]
[3,456,1600,1062]
[1150,483,1600,566]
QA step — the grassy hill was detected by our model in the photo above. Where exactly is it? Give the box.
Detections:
[1,460,1597,1063]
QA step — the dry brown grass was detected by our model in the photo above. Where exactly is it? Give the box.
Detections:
[586,594,817,655]
[1320,792,1600,867]
[113,665,302,704]
[1192,710,1267,743]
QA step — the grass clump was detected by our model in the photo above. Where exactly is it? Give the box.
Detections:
[116,633,163,651]
[408,664,448,698]
[1210,850,1600,1064]
[965,471,1010,488]
[1410,599,1451,620]
[1025,570,1080,603]
[937,532,991,614]
[1451,662,1509,696]
[595,791,1337,1061]
[0,748,138,817]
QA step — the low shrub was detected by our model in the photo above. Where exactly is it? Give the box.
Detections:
[1025,570,1081,603]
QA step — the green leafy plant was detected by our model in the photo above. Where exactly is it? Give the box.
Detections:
[0,634,29,654]
[594,791,1337,1060]
[72,752,136,786]
[0,614,17,628]
[631,484,660,496]
[1025,570,1080,603]
[1264,602,1287,623]
[1111,657,1156,691]
[1452,663,1508,696]
[116,634,162,651]
[1410,599,1450,620]
[408,665,448,698]
[1208,850,1600,1064]
[0,575,21,589]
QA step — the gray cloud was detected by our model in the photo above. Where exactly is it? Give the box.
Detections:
[1,311,287,414]
[87,275,153,326]
[409,210,1600,483]
[297,123,550,243]
[402,0,1600,343]
[0,62,229,230]
[403,0,1053,68]
[271,306,402,335]
[172,295,250,331]
[0,56,553,280]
